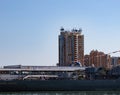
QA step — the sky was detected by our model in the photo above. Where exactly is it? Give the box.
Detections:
[0,0,120,66]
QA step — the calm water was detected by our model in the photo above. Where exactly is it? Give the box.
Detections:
[0,91,120,95]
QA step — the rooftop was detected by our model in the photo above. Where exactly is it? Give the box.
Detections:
[3,65,86,71]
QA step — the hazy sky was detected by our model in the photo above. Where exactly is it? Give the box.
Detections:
[0,0,120,66]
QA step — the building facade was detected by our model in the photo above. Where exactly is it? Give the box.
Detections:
[84,50,111,68]
[111,57,120,66]
[59,28,84,66]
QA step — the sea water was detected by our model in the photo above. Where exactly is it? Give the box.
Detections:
[0,91,120,95]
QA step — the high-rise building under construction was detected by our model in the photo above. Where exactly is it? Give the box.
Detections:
[58,28,84,66]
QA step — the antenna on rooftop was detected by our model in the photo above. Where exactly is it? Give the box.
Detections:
[78,28,82,32]
[60,27,64,32]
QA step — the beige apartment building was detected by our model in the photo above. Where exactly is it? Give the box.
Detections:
[84,50,111,68]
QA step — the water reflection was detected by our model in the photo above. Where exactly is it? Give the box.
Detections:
[0,91,120,95]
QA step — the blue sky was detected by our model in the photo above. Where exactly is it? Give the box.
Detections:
[0,0,120,66]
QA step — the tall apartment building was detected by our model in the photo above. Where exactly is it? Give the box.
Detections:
[58,28,84,66]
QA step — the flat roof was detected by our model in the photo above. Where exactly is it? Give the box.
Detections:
[3,65,86,71]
